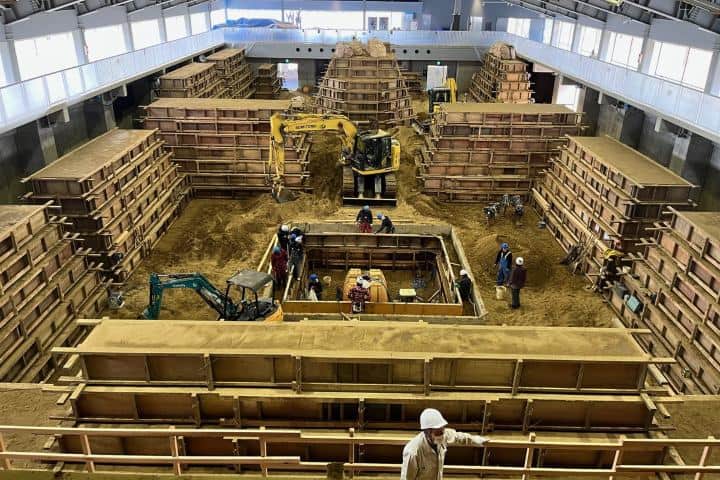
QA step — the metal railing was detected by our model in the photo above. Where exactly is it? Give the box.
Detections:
[226,28,720,141]
[0,27,718,142]
[0,29,224,135]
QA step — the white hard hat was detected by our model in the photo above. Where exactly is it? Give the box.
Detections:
[362,280,371,289]
[516,257,524,266]
[281,225,290,232]
[295,236,303,243]
[459,269,468,276]
[420,408,448,430]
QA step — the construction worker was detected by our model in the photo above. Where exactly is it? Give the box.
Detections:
[375,213,395,234]
[347,277,371,313]
[455,269,472,302]
[270,246,288,290]
[494,242,513,286]
[356,205,373,233]
[288,235,304,281]
[277,224,290,251]
[508,257,527,309]
[401,408,488,480]
[308,273,323,300]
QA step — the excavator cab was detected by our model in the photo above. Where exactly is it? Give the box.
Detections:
[428,88,453,113]
[352,132,393,172]
[224,270,283,322]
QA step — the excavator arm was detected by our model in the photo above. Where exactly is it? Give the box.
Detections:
[142,273,239,320]
[269,113,358,202]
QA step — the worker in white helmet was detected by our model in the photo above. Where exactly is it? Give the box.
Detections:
[401,408,488,480]
[454,269,472,302]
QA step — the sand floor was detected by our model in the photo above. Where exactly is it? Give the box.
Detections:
[107,125,612,327]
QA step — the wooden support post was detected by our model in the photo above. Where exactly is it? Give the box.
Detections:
[169,426,182,476]
[695,436,714,480]
[609,435,625,480]
[512,359,524,395]
[423,359,431,396]
[259,426,268,478]
[294,356,303,393]
[0,433,11,470]
[521,432,536,480]
[204,353,214,390]
[521,399,533,434]
[80,433,95,473]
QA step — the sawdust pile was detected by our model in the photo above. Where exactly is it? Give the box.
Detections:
[110,125,613,327]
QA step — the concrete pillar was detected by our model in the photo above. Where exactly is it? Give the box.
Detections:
[297,59,317,91]
[3,40,22,83]
[570,22,583,54]
[639,37,655,75]
[597,27,611,61]
[73,29,88,65]
[699,144,720,209]
[122,22,135,52]
[159,15,168,43]
[596,98,644,149]
[15,119,59,171]
[551,74,563,104]
[578,87,600,136]
[83,97,116,138]
[669,133,714,187]
[705,50,720,96]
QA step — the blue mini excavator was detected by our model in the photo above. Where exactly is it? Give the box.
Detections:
[141,270,283,322]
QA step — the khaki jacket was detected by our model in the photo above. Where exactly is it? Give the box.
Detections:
[400,429,486,480]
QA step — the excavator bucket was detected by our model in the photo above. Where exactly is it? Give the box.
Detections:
[273,186,297,203]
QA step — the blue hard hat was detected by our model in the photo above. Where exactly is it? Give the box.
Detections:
[363,205,370,211]
[290,233,297,241]
[501,242,509,249]
[309,274,318,281]
[273,246,281,254]
[376,213,383,219]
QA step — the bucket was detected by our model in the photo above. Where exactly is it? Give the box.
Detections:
[495,286,507,300]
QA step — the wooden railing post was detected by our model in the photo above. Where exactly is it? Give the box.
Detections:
[169,426,182,476]
[0,432,11,470]
[80,433,95,473]
[694,435,714,480]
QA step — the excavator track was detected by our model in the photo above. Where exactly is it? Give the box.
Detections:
[342,168,398,207]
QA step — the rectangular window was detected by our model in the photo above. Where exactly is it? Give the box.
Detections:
[577,25,601,57]
[469,16,483,31]
[543,19,553,44]
[164,14,188,41]
[84,24,128,62]
[131,19,162,50]
[190,11,209,34]
[507,18,530,39]
[649,41,712,90]
[606,32,643,70]
[277,62,298,90]
[553,21,574,51]
[14,32,79,80]
[210,5,226,27]
[227,9,282,21]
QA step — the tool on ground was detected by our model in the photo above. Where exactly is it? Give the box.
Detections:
[141,270,283,322]
[269,113,400,206]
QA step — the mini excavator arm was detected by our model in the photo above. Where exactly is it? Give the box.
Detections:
[141,273,238,320]
[269,113,358,202]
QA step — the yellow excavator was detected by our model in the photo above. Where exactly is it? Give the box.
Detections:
[414,78,457,134]
[269,113,400,206]
[427,78,457,113]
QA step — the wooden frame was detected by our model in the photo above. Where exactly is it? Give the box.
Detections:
[56,384,668,433]
[2,425,719,478]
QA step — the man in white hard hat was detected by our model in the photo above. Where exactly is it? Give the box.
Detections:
[401,408,488,480]
[454,270,472,303]
[507,256,527,309]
